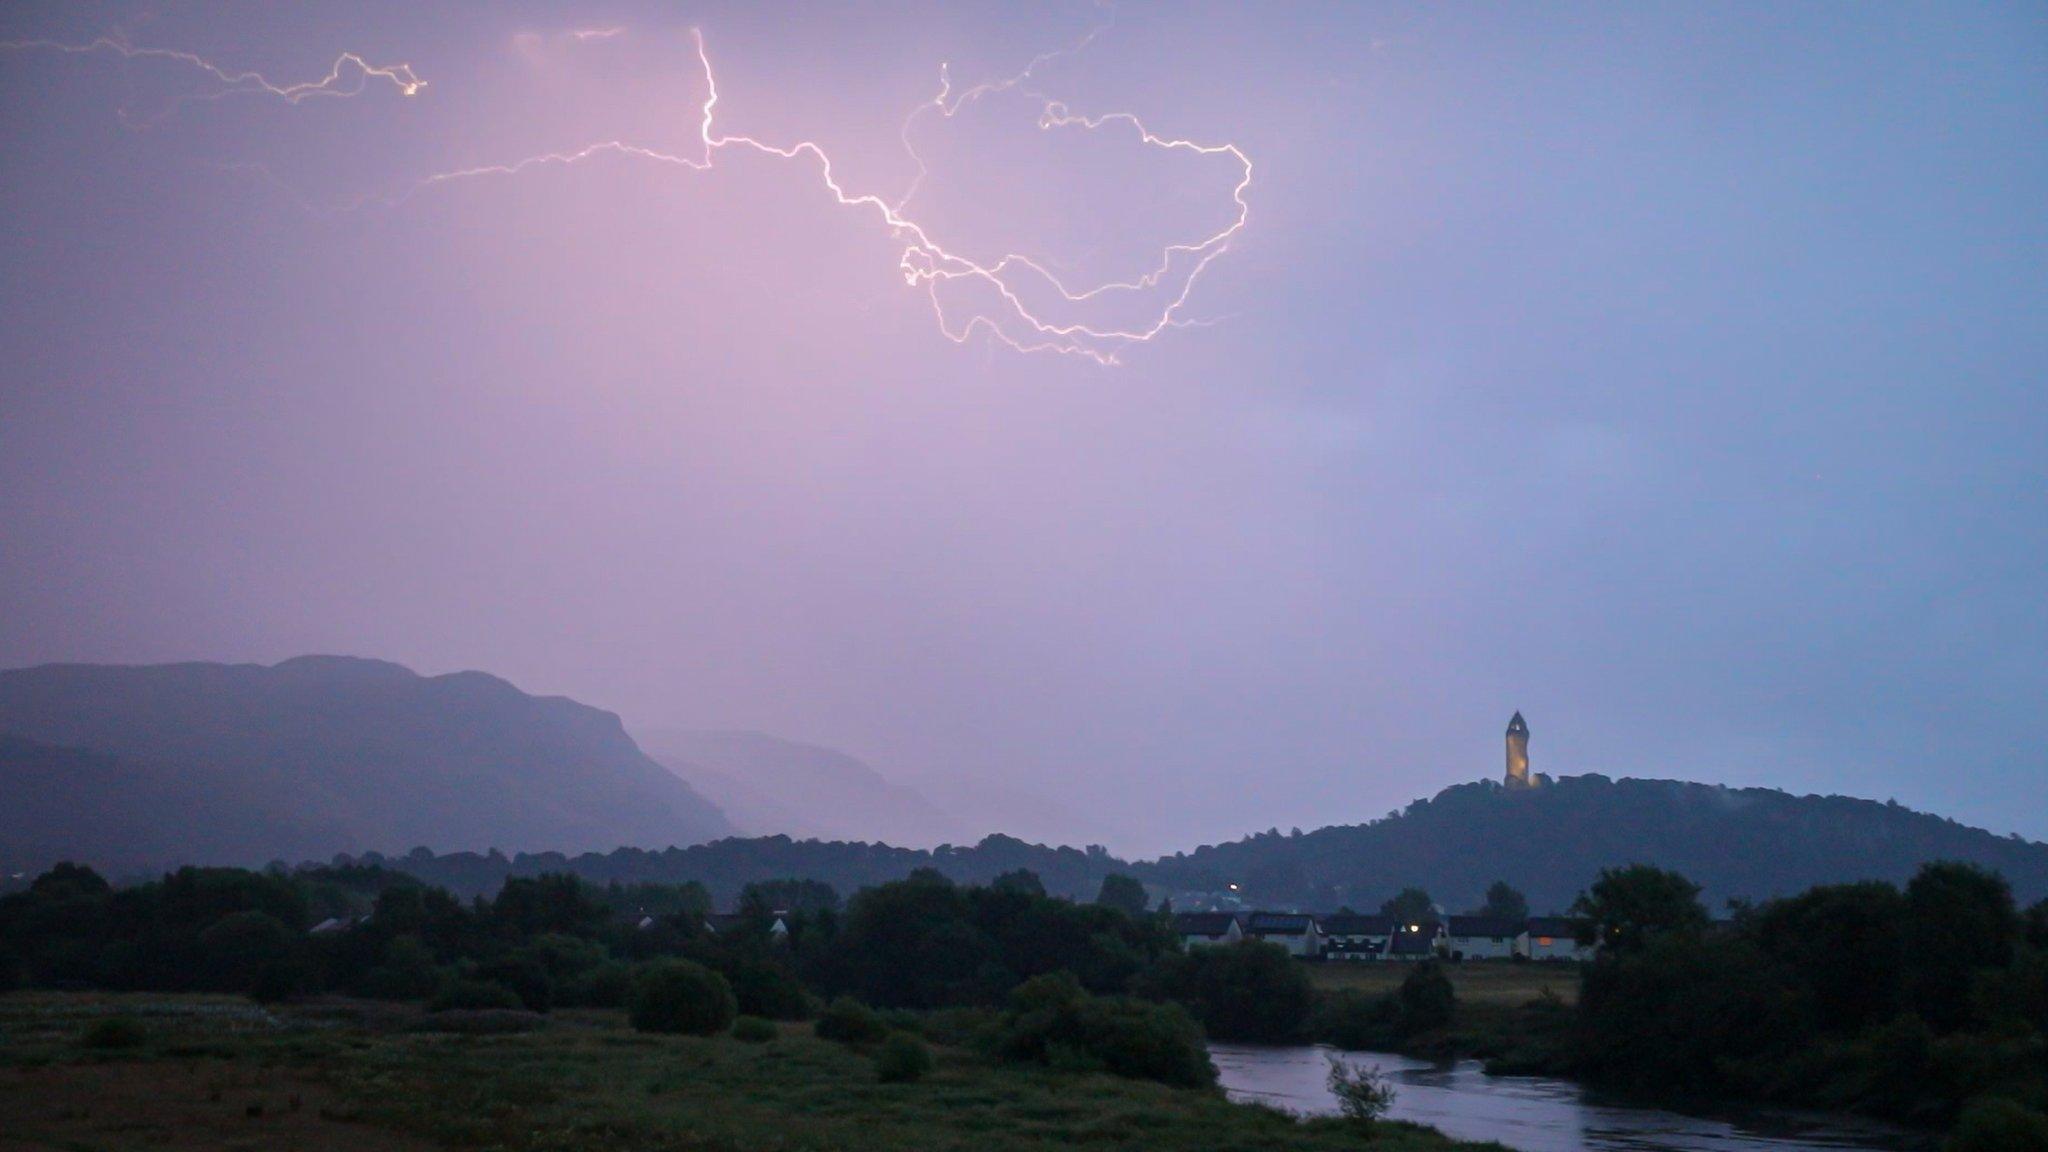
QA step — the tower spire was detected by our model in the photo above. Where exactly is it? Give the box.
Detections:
[1505,712,1534,788]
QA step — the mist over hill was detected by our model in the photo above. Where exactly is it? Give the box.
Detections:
[0,657,731,873]
[638,729,969,848]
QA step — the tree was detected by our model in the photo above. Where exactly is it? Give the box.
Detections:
[992,869,1047,898]
[1477,881,1528,922]
[1750,881,1907,1033]
[1569,865,1707,953]
[1143,941,1313,1043]
[1380,888,1435,926]
[1095,874,1149,918]
[1903,860,2019,1031]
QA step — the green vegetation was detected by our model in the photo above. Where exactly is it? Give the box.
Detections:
[0,992,1503,1152]
[1141,940,1315,1043]
[814,997,889,1044]
[874,1031,933,1082]
[1571,862,2048,1130]
[628,960,738,1036]
[992,972,1215,1088]
[731,1015,778,1042]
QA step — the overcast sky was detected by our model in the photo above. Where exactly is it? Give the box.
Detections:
[2,2,2042,856]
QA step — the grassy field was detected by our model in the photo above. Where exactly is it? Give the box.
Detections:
[1310,961,1580,1007]
[0,992,1509,1152]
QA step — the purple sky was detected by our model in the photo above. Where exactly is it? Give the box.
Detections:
[2,2,2043,856]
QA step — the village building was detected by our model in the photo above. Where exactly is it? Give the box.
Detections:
[1523,916,1594,961]
[1172,911,1244,949]
[1443,915,1525,960]
[1243,912,1323,957]
[1319,913,1395,961]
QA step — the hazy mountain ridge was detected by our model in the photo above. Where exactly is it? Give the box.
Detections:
[638,729,970,848]
[0,657,731,872]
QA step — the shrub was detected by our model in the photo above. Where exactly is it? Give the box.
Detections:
[477,955,554,1013]
[431,979,524,1013]
[1142,941,1313,1043]
[995,972,1216,1088]
[1397,959,1456,1036]
[81,1016,147,1050]
[559,961,634,1008]
[1326,1055,1397,1125]
[1946,1097,2048,1152]
[1309,989,1399,1050]
[628,960,736,1036]
[875,1032,933,1083]
[731,1015,778,1043]
[814,997,889,1044]
[714,950,811,1020]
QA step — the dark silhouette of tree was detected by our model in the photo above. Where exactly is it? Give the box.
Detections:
[1570,865,1707,952]
[1094,874,1149,917]
[1380,887,1435,925]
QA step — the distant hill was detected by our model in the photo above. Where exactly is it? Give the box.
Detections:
[639,729,969,848]
[1136,774,2048,912]
[0,657,731,873]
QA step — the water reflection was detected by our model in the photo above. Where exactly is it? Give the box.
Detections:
[1209,1044,1929,1152]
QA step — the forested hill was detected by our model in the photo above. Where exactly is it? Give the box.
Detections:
[319,775,2048,911]
[1137,775,2048,913]
[0,657,731,872]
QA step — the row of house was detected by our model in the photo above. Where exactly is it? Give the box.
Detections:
[1173,911,1596,962]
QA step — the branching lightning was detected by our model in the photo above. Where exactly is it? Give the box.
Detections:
[386,28,1249,365]
[7,21,1248,365]
[0,34,422,125]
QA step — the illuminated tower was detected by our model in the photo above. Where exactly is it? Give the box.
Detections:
[1504,712,1533,789]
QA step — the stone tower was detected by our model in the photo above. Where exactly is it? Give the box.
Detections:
[1504,711,1534,789]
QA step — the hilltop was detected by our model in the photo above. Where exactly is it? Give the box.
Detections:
[1137,773,2048,912]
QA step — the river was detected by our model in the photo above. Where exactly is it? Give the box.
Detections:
[1210,1044,1932,1152]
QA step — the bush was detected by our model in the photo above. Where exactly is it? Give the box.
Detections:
[995,972,1216,1088]
[81,1016,147,1050]
[1142,941,1313,1043]
[714,950,811,1020]
[628,960,736,1036]
[1326,1054,1397,1125]
[731,1015,778,1043]
[1397,959,1456,1036]
[1946,1097,2048,1152]
[875,1032,933,1083]
[559,961,634,1008]
[814,997,889,1044]
[477,955,554,1013]
[431,978,524,1013]
[1309,989,1400,1050]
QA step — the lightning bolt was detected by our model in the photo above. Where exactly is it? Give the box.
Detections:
[0,34,423,126]
[380,28,1249,365]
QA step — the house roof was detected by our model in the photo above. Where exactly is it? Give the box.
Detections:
[1320,914,1395,935]
[1324,937,1385,955]
[1246,912,1318,935]
[1388,932,1437,955]
[1172,912,1240,938]
[1446,916,1524,938]
[1525,917,1588,938]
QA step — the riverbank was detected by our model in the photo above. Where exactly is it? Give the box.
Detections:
[1308,961,1579,1073]
[1213,1042,1933,1152]
[0,992,1509,1151]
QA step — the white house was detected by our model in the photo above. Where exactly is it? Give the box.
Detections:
[1522,917,1595,961]
[1173,911,1245,949]
[1319,914,1394,961]
[1244,912,1324,958]
[1443,916,1525,961]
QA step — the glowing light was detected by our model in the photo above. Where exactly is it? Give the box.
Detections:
[381,28,1250,365]
[0,35,423,126]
